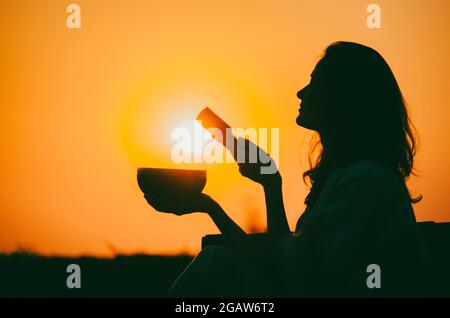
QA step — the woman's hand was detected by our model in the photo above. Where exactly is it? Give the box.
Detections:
[145,193,248,247]
[236,137,281,187]
[144,193,217,216]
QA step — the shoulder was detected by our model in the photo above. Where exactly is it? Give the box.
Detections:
[319,160,403,202]
[331,160,400,188]
[296,161,411,236]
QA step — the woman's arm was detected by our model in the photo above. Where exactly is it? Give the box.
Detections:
[207,201,248,248]
[236,138,291,238]
[263,175,291,238]
[144,193,248,249]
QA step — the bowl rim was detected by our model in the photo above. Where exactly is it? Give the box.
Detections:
[137,167,206,174]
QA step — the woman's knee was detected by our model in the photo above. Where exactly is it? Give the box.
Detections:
[198,245,239,260]
[195,245,243,272]
[169,245,245,297]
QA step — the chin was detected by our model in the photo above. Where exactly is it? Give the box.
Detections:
[296,115,316,131]
[296,114,307,127]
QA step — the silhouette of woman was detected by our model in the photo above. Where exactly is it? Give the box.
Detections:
[145,42,432,297]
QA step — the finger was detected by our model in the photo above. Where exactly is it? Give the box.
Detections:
[144,195,193,215]
[238,162,250,174]
[144,195,173,212]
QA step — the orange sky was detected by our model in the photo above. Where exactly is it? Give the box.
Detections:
[1,0,449,257]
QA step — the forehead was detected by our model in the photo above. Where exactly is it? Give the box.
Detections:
[311,57,328,79]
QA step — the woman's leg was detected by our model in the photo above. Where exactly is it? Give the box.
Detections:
[168,245,247,297]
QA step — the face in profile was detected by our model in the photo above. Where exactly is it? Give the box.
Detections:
[295,61,329,132]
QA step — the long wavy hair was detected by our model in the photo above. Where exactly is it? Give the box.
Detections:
[303,42,421,207]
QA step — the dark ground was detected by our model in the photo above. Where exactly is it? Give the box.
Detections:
[0,253,193,297]
[1,222,449,297]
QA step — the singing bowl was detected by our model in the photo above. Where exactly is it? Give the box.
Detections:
[137,168,206,201]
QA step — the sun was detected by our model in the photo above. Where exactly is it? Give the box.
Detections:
[171,119,214,159]
[116,57,262,171]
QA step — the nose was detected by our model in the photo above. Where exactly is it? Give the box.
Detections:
[297,84,309,100]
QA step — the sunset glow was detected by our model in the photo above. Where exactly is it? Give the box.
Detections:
[0,0,449,257]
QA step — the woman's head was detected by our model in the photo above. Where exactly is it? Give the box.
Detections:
[297,41,420,204]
